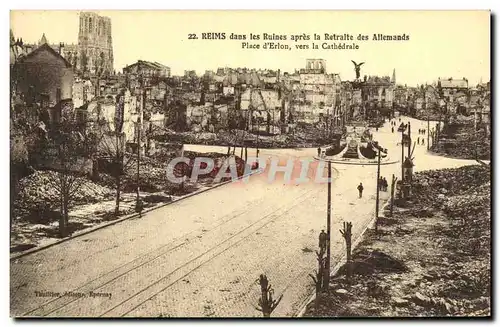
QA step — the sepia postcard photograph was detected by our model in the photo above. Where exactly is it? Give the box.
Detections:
[9,9,491,318]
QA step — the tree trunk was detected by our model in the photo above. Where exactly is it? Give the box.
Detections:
[91,158,99,181]
[59,183,67,238]
[115,174,121,216]
[63,190,70,229]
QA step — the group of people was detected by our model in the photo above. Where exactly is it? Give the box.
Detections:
[390,119,400,133]
[417,128,427,145]
[378,176,389,192]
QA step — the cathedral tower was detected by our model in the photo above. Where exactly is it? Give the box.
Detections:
[77,12,114,75]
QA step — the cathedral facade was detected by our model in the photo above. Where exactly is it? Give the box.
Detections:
[74,11,114,75]
[13,11,114,76]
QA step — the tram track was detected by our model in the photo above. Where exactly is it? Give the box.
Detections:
[26,185,322,317]
[22,190,274,316]
[109,187,323,318]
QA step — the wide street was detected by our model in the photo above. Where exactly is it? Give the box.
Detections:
[10,116,480,318]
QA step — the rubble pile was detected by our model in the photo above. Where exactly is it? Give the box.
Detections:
[432,123,490,160]
[416,164,490,251]
[414,112,442,121]
[406,165,490,315]
[13,170,114,224]
[304,164,491,318]
[15,170,114,208]
[97,152,246,193]
[443,189,490,219]
[412,165,490,207]
[177,124,336,148]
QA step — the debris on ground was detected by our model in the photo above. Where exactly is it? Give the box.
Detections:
[10,149,247,254]
[431,122,490,160]
[304,164,490,317]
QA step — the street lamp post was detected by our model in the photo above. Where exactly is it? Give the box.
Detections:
[407,122,411,160]
[136,76,145,213]
[423,89,430,150]
[256,119,260,158]
[375,149,381,233]
[400,127,404,181]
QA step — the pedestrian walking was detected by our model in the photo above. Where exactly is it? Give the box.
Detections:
[319,229,327,252]
[417,137,420,145]
[422,139,425,146]
[391,126,394,133]
[317,147,321,157]
[383,177,388,191]
[357,182,364,198]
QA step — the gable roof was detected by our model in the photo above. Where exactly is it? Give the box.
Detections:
[125,60,169,71]
[439,78,468,89]
[17,43,72,68]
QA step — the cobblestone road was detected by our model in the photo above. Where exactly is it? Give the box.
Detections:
[11,117,480,317]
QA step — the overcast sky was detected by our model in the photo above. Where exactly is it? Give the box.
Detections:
[10,10,490,86]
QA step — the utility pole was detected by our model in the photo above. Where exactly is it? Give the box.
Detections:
[256,119,260,158]
[375,149,381,233]
[424,90,430,150]
[136,76,144,211]
[401,127,404,181]
[474,103,478,160]
[390,174,397,216]
[407,121,411,159]
[326,108,329,139]
[323,160,332,290]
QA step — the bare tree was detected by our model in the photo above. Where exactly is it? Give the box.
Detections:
[97,90,135,216]
[45,108,95,237]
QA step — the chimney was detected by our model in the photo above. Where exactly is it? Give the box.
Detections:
[59,42,65,56]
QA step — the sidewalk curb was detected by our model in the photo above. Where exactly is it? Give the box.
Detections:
[294,196,391,317]
[10,168,264,261]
